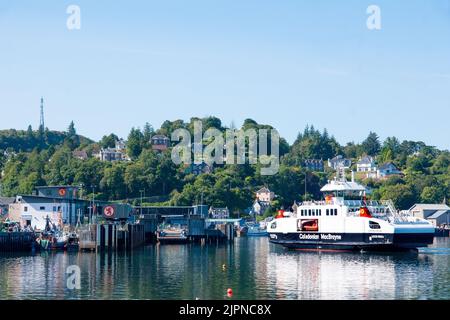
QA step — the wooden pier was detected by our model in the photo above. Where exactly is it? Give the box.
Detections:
[0,232,36,252]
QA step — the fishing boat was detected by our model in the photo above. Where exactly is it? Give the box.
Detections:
[268,169,435,252]
[157,224,189,244]
[36,216,79,251]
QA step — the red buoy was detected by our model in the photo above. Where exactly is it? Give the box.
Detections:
[227,288,233,297]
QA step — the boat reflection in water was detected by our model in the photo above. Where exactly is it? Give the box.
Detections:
[0,237,448,300]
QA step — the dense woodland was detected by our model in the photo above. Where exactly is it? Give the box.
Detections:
[0,117,449,216]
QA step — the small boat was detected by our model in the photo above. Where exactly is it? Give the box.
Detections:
[66,232,80,252]
[157,224,189,244]
[247,222,268,237]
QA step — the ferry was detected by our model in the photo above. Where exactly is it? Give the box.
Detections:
[268,170,435,252]
[157,224,189,244]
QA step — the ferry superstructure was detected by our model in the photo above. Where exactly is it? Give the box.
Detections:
[268,171,435,251]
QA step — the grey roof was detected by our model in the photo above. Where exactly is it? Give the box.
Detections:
[428,210,449,219]
[357,156,374,165]
[378,162,398,171]
[256,187,271,193]
[152,135,170,140]
[410,203,450,211]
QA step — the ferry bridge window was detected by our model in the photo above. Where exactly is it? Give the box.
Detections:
[369,221,381,229]
[308,209,312,216]
[312,209,315,216]
[326,209,329,216]
[24,206,28,212]
[334,209,338,216]
[40,206,45,211]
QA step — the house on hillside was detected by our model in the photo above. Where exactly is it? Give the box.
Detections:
[328,155,351,170]
[94,139,130,162]
[151,135,170,152]
[357,156,377,173]
[377,162,402,178]
[251,200,271,216]
[256,187,275,203]
[304,159,324,172]
[72,150,88,160]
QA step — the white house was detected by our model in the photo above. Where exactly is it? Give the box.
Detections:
[256,187,275,203]
[328,155,352,170]
[357,156,377,173]
[377,162,402,178]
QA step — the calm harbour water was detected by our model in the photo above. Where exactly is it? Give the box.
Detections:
[0,237,449,300]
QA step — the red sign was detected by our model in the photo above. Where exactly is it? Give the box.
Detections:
[58,188,67,196]
[104,206,115,218]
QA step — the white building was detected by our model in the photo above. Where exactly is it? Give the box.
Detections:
[328,155,352,170]
[256,187,275,203]
[357,156,377,173]
[95,139,131,162]
[9,196,73,231]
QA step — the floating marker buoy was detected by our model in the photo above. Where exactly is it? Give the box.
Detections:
[227,288,233,297]
[222,264,226,270]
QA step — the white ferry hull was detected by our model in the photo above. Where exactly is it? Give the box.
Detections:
[269,230,434,251]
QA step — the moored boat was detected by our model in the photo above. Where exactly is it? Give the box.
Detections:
[157,224,189,244]
[247,222,268,237]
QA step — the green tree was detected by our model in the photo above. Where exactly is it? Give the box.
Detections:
[420,186,446,204]
[99,133,118,149]
[127,128,144,160]
[380,184,417,210]
[361,132,381,156]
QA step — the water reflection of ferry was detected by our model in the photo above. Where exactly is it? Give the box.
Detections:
[268,170,435,252]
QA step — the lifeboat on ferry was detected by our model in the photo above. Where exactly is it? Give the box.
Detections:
[302,219,319,232]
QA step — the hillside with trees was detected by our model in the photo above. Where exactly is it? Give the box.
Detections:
[0,117,448,216]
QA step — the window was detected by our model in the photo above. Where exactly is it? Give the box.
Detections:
[40,206,46,211]
[53,206,57,212]
[271,222,277,229]
[308,209,312,216]
[24,206,28,212]
[334,209,338,216]
[369,221,381,230]
[326,209,329,216]
[318,209,322,216]
[312,209,315,216]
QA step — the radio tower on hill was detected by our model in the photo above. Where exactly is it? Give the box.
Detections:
[39,97,45,134]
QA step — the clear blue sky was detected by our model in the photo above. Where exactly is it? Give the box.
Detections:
[0,0,449,149]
